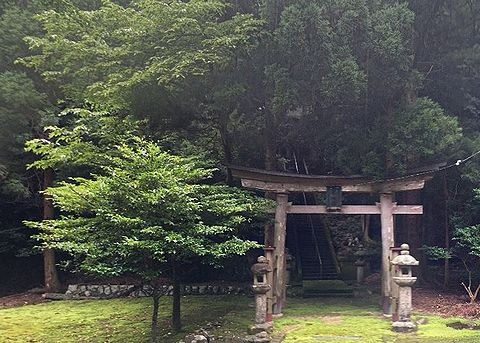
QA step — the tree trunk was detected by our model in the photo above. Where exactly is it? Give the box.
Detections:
[151,285,161,343]
[403,191,423,258]
[172,267,181,331]
[264,108,277,247]
[43,167,61,293]
[443,172,450,288]
[218,114,234,185]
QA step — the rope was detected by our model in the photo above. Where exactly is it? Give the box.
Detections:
[354,149,480,186]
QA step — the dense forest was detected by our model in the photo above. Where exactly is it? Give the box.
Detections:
[1,0,480,298]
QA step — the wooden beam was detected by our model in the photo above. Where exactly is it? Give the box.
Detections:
[380,193,395,316]
[286,205,423,215]
[287,205,380,214]
[242,179,374,193]
[377,179,428,193]
[273,193,288,315]
[392,205,423,215]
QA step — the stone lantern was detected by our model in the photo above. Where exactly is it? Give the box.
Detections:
[247,256,272,343]
[390,244,419,332]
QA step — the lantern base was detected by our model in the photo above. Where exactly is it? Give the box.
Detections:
[392,321,417,332]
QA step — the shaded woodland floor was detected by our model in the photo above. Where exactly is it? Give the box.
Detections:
[1,293,480,342]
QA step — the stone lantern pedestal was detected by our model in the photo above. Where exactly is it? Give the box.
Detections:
[247,256,273,343]
[390,244,419,332]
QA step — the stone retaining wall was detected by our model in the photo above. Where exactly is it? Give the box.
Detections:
[65,284,249,298]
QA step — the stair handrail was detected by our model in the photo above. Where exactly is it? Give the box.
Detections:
[293,152,323,278]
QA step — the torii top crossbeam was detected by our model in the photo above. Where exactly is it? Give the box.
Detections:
[229,165,434,194]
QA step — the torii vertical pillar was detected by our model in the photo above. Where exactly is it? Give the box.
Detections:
[272,192,288,315]
[380,193,395,315]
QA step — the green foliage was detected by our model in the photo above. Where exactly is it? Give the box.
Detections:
[21,0,264,109]
[25,108,142,170]
[388,98,462,173]
[25,111,271,280]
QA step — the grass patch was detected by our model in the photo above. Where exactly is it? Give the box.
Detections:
[0,295,252,343]
[1,294,480,342]
[275,297,480,343]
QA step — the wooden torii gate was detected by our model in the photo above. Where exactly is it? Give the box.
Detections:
[230,166,435,318]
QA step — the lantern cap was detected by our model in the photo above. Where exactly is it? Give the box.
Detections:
[391,243,419,266]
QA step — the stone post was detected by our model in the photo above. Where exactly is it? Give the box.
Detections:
[390,244,419,332]
[354,259,366,284]
[263,247,275,322]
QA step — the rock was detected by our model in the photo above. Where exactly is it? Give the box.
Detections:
[191,286,198,294]
[104,286,111,295]
[212,286,219,294]
[249,323,272,334]
[111,285,120,293]
[191,334,208,343]
[198,286,207,294]
[84,290,91,297]
[416,318,428,325]
[251,331,271,343]
[66,285,78,293]
[28,287,46,294]
[44,293,70,300]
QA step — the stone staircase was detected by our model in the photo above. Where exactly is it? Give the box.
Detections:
[291,214,339,281]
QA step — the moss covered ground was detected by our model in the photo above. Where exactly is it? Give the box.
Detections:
[0,294,479,342]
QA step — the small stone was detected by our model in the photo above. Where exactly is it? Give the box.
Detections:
[191,334,208,343]
[78,285,86,292]
[416,318,428,325]
[212,286,219,294]
[104,286,111,295]
[198,286,207,294]
[84,291,91,297]
[111,285,120,293]
[191,286,198,294]
[184,285,191,294]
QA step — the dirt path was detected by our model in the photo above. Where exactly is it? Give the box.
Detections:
[0,292,47,309]
[413,288,480,318]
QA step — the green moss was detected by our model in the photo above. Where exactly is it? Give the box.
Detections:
[0,296,252,343]
[1,295,480,343]
[274,297,480,343]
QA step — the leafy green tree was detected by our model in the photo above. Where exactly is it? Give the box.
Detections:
[387,98,462,174]
[25,110,271,337]
[21,0,263,110]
